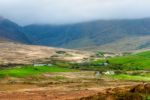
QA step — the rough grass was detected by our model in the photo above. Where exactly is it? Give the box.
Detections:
[0,65,75,78]
[110,74,150,81]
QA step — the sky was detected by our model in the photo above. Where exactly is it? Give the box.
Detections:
[0,0,150,26]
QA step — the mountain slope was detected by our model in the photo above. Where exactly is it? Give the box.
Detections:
[82,36,150,52]
[0,17,30,43]
[0,41,91,65]
[23,18,150,50]
[0,17,150,51]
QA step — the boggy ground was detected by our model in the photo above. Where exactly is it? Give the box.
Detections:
[0,71,149,100]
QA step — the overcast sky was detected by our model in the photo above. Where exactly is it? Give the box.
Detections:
[0,0,150,26]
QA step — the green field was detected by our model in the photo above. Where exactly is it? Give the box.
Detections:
[69,50,150,72]
[0,65,75,78]
[1,50,150,80]
[103,51,150,70]
[97,51,150,81]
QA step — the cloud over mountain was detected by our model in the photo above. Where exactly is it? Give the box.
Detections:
[0,0,150,25]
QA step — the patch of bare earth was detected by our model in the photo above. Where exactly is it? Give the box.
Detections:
[0,71,147,100]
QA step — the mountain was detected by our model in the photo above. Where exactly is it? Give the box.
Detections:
[23,18,150,51]
[0,16,30,43]
[0,16,150,51]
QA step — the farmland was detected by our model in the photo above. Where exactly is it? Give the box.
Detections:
[0,50,150,100]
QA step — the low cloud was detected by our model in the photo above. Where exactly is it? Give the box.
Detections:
[0,0,150,25]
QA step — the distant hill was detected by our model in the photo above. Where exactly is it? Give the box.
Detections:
[0,16,150,51]
[23,18,150,51]
[0,17,30,43]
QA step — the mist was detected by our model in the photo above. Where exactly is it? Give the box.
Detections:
[0,0,150,25]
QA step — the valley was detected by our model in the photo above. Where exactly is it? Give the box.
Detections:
[0,42,150,99]
[0,1,150,100]
[0,16,150,100]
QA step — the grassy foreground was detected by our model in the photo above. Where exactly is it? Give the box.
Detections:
[0,65,75,78]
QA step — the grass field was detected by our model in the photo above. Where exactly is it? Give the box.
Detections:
[78,50,150,82]
[68,50,150,72]
[0,65,75,78]
[102,51,150,70]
